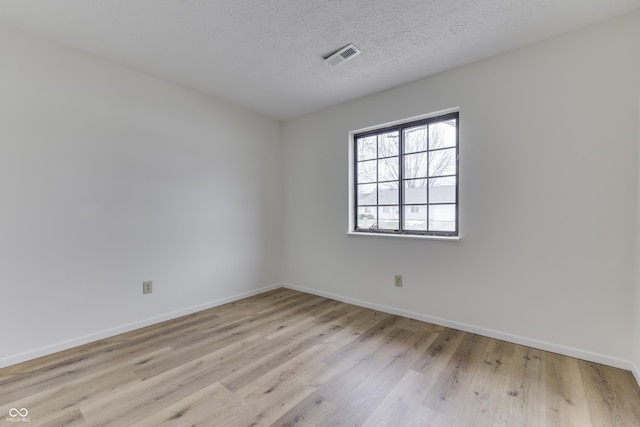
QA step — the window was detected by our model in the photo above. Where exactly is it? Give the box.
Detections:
[353,112,458,237]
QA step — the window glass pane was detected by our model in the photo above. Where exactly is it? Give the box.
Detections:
[378,157,399,182]
[404,153,428,178]
[429,119,457,149]
[357,183,376,205]
[404,179,427,204]
[429,177,456,203]
[357,206,377,229]
[357,136,377,161]
[429,204,456,232]
[378,182,399,205]
[403,125,428,153]
[404,205,427,231]
[378,206,399,230]
[357,160,377,184]
[429,148,456,177]
[378,132,399,157]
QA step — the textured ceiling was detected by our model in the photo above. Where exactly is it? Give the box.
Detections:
[0,0,639,120]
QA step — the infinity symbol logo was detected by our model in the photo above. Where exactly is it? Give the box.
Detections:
[9,408,28,417]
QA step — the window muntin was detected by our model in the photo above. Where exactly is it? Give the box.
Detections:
[353,112,459,236]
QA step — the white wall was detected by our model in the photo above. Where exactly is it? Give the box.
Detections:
[635,64,640,382]
[2,10,639,375]
[282,12,640,367]
[0,24,282,367]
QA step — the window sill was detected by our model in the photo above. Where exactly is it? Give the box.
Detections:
[347,231,460,241]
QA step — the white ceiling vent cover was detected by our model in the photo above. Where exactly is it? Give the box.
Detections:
[324,44,361,66]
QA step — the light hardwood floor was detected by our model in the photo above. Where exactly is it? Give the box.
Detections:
[1,288,639,426]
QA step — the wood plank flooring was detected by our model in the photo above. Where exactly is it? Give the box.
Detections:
[1,288,639,426]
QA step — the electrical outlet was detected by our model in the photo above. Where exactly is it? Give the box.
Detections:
[143,280,153,294]
[394,275,403,287]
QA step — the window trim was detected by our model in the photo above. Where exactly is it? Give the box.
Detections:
[348,108,460,239]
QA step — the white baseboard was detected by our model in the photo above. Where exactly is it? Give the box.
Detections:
[0,284,281,369]
[632,362,640,386]
[282,283,636,373]
[5,282,638,390]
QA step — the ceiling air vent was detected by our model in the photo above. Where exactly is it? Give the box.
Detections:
[324,44,361,66]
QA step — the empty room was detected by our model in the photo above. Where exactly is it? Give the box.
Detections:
[1,1,640,426]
